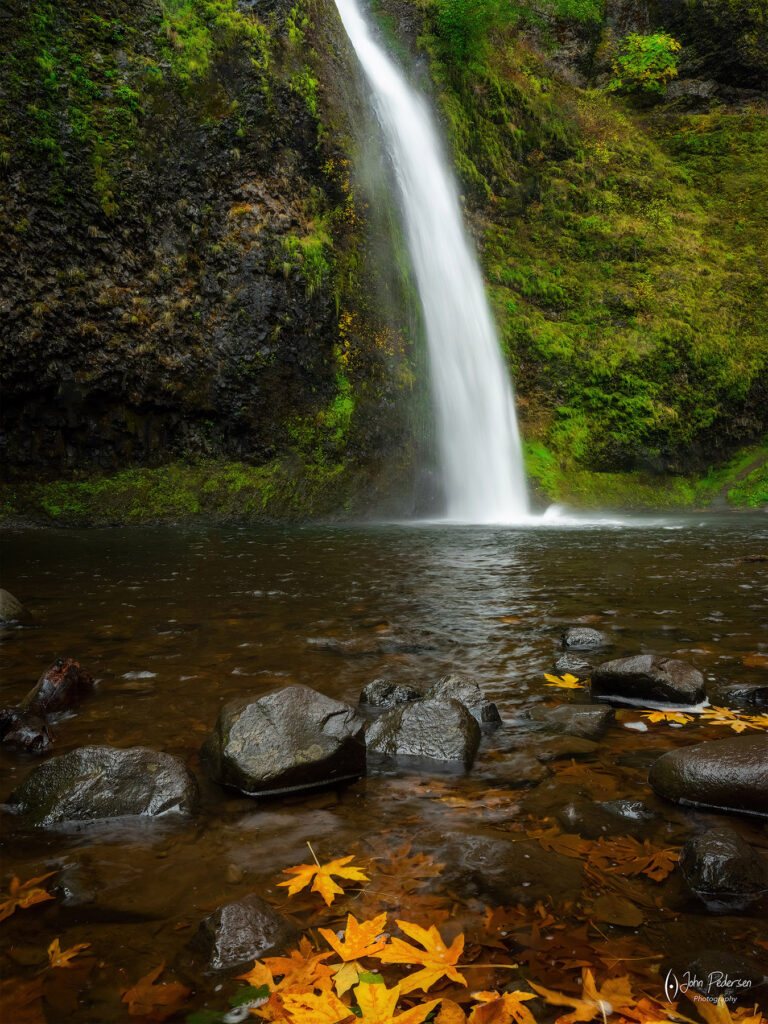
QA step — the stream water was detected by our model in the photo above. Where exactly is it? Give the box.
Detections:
[1,516,767,1019]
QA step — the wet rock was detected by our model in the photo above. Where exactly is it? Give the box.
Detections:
[521,704,614,740]
[561,627,607,651]
[529,735,600,762]
[599,799,657,824]
[554,653,593,678]
[667,78,718,105]
[190,894,294,972]
[491,751,550,787]
[0,588,33,625]
[202,685,366,796]
[682,951,768,1002]
[707,681,768,710]
[365,698,480,767]
[359,678,423,708]
[679,829,768,911]
[649,735,768,818]
[425,673,501,726]
[10,746,199,826]
[20,658,94,716]
[0,708,53,754]
[591,655,705,704]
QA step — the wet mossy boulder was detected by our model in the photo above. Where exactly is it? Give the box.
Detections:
[425,673,501,726]
[202,685,366,796]
[190,894,294,972]
[10,746,199,826]
[649,735,768,818]
[365,697,481,767]
[359,678,423,707]
[21,657,94,716]
[591,655,705,704]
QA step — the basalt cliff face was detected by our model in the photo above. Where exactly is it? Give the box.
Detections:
[1,0,766,521]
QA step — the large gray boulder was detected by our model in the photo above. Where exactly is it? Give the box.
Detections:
[359,678,423,708]
[10,746,199,826]
[649,735,768,818]
[21,658,94,716]
[591,655,705,704]
[679,829,768,912]
[190,895,294,972]
[366,698,480,767]
[425,673,501,726]
[202,685,366,796]
[0,588,33,626]
[521,703,614,740]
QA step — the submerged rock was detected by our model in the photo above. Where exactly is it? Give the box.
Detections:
[425,673,501,726]
[0,708,53,754]
[554,653,593,678]
[359,678,423,708]
[649,735,768,817]
[21,658,94,716]
[190,894,294,972]
[561,627,607,651]
[10,746,199,826]
[521,703,614,740]
[0,588,33,625]
[202,685,366,796]
[707,681,768,710]
[365,698,480,767]
[679,828,768,911]
[591,655,705,704]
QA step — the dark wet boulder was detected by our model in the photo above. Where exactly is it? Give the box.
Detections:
[359,678,423,708]
[554,653,593,678]
[202,685,366,796]
[679,829,768,911]
[365,698,480,767]
[0,708,53,754]
[521,704,614,740]
[561,627,607,651]
[707,681,768,711]
[190,894,294,972]
[425,673,501,726]
[20,658,94,716]
[10,746,199,826]
[591,655,705,704]
[0,588,33,625]
[649,735,768,818]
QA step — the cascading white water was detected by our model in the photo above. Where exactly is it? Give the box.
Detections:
[334,0,530,522]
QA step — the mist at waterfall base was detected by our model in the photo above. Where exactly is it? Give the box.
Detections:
[335,0,533,525]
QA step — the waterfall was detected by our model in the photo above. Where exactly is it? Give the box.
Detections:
[333,0,530,523]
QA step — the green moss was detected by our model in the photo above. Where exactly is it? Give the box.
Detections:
[728,463,768,508]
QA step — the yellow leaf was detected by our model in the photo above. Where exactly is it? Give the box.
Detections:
[0,872,56,924]
[640,710,693,726]
[469,990,537,1024]
[279,854,369,906]
[699,707,760,733]
[237,960,276,990]
[46,937,91,969]
[281,988,351,1024]
[530,968,635,1024]
[263,938,335,992]
[544,674,585,690]
[320,913,389,962]
[354,980,440,1024]
[378,920,466,995]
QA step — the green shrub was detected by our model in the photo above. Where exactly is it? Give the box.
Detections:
[608,32,681,95]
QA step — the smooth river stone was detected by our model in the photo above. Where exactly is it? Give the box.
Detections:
[521,703,614,740]
[591,655,705,704]
[561,627,608,651]
[679,828,768,911]
[648,735,768,818]
[425,673,501,726]
[365,697,480,766]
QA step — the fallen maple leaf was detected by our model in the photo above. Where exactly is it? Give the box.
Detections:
[280,987,351,1024]
[687,993,765,1024]
[544,674,585,690]
[279,852,369,906]
[469,989,538,1024]
[354,979,440,1024]
[263,937,335,992]
[0,872,56,923]
[530,968,635,1024]
[320,913,389,996]
[46,937,91,969]
[698,707,761,733]
[121,962,190,1021]
[640,710,693,726]
[378,919,466,995]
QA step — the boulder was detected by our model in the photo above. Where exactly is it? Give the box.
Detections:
[0,588,33,625]
[554,653,593,678]
[667,78,718,105]
[521,704,614,740]
[649,735,768,818]
[365,698,480,767]
[0,708,53,754]
[679,829,768,911]
[190,894,294,971]
[561,627,607,651]
[425,673,501,726]
[202,685,366,796]
[591,655,705,704]
[359,678,423,708]
[10,746,199,826]
[707,681,768,711]
[20,658,94,716]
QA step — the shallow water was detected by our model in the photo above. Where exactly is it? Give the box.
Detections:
[1,514,767,1019]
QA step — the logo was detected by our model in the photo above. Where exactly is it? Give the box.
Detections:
[664,969,752,1005]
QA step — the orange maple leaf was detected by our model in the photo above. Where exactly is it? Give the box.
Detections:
[354,979,440,1023]
[640,710,693,726]
[46,937,91,969]
[530,969,635,1024]
[378,920,466,995]
[320,913,390,996]
[469,990,538,1024]
[698,707,760,733]
[0,872,56,923]
[264,937,335,991]
[121,962,190,1021]
[280,988,351,1024]
[687,994,766,1024]
[544,674,585,690]
[279,853,369,906]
